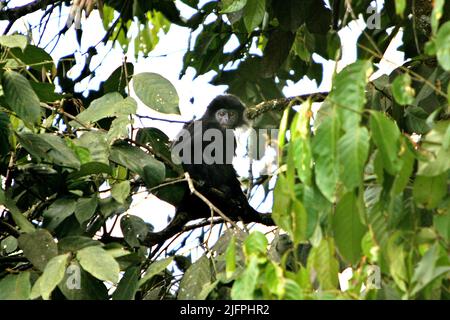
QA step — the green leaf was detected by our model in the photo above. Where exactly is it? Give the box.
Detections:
[243,0,265,33]
[30,276,43,300]
[312,114,341,202]
[436,21,450,71]
[72,93,137,127]
[395,0,406,17]
[230,255,259,300]
[272,175,308,244]
[431,0,445,34]
[413,173,447,209]
[291,102,312,185]
[107,115,130,143]
[264,261,284,298]
[392,73,415,105]
[178,256,212,300]
[58,236,102,253]
[369,111,402,175]
[135,127,172,160]
[0,34,27,50]
[308,238,339,290]
[111,181,130,204]
[1,235,18,254]
[0,112,10,157]
[331,60,372,131]
[225,235,237,278]
[132,72,180,114]
[139,257,173,287]
[43,198,77,231]
[0,272,31,300]
[333,192,367,264]
[244,231,268,256]
[74,197,98,225]
[0,192,35,233]
[76,132,109,164]
[58,261,108,300]
[434,213,450,242]
[68,162,112,180]
[17,133,81,169]
[18,229,58,271]
[10,45,55,73]
[29,82,61,103]
[338,126,370,190]
[391,141,415,195]
[2,70,41,124]
[109,142,165,187]
[417,121,450,176]
[386,233,408,292]
[77,246,120,284]
[112,266,139,300]
[283,279,303,299]
[40,253,70,300]
[120,214,149,248]
[102,63,134,94]
[411,243,450,295]
[221,0,247,13]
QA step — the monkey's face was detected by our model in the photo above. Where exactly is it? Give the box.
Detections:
[215,108,240,129]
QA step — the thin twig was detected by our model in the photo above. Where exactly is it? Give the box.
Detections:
[136,114,187,124]
[184,172,240,229]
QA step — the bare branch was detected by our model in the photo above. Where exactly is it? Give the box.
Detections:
[0,0,62,33]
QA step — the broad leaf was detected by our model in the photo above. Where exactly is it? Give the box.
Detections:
[413,173,447,209]
[139,257,174,287]
[2,70,41,124]
[72,93,136,127]
[133,72,180,114]
[120,214,149,248]
[77,246,120,284]
[178,256,212,300]
[331,60,372,131]
[243,0,265,33]
[338,126,370,190]
[312,114,341,202]
[43,198,77,231]
[369,111,402,175]
[112,266,139,300]
[18,229,58,271]
[333,192,367,264]
[17,133,81,169]
[436,21,450,71]
[392,73,415,105]
[0,34,27,50]
[230,255,259,299]
[0,272,31,300]
[109,142,165,187]
[40,253,70,300]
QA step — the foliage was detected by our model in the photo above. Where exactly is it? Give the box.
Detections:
[0,0,449,300]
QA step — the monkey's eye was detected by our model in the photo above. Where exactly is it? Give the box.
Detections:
[218,111,226,117]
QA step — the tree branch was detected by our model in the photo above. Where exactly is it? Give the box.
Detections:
[0,0,62,32]
[245,92,328,120]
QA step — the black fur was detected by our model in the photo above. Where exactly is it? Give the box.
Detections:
[144,95,273,245]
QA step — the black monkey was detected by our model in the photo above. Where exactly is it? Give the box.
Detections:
[147,95,272,244]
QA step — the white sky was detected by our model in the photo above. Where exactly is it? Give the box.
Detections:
[1,0,404,253]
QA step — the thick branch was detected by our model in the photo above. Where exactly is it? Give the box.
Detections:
[0,0,61,23]
[245,92,328,120]
[142,211,274,248]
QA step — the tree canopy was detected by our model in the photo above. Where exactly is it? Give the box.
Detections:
[0,0,449,300]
